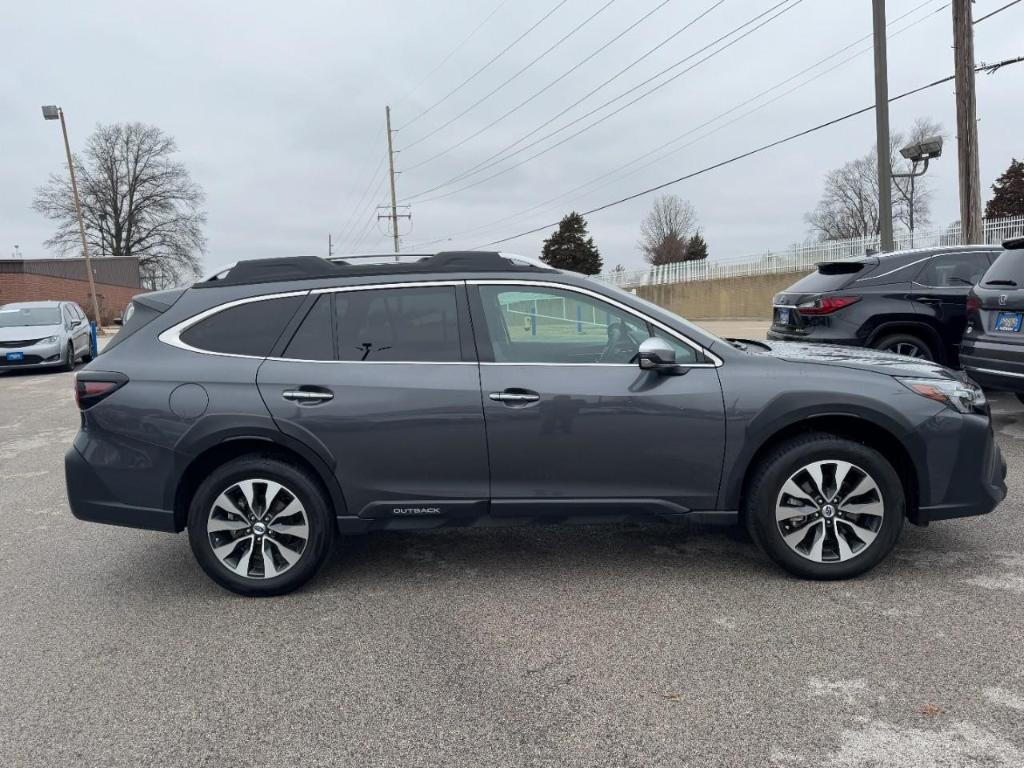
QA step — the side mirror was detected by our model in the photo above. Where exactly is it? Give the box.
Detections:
[636,337,678,372]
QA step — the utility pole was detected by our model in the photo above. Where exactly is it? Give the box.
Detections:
[953,0,983,244]
[872,0,894,252]
[385,106,402,256]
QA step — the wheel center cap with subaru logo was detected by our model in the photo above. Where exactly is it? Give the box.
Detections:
[253,521,267,535]
[821,504,836,519]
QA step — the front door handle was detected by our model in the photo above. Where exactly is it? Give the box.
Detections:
[283,387,334,404]
[489,389,540,404]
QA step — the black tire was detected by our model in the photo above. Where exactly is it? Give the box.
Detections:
[187,455,335,596]
[872,333,936,362]
[1015,393,1024,407]
[744,433,904,580]
[61,343,75,372]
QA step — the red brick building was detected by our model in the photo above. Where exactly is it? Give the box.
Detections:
[0,256,142,324]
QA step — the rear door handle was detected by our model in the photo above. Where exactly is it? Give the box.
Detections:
[489,389,540,404]
[283,387,334,404]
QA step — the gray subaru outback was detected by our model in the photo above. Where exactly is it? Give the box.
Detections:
[65,252,1006,595]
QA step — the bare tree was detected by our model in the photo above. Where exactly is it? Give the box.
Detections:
[33,123,206,289]
[638,194,698,265]
[806,118,942,241]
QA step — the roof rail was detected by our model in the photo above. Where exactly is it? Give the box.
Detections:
[194,250,553,288]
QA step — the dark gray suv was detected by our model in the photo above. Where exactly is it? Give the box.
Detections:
[65,252,1006,595]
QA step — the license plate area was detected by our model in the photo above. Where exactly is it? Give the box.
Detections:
[773,307,792,326]
[995,312,1022,332]
[5,351,24,362]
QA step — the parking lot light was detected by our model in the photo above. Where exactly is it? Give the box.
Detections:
[41,104,104,332]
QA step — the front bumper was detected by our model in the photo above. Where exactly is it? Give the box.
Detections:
[0,342,64,370]
[913,413,1006,524]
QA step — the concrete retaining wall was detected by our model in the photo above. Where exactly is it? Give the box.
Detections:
[634,269,811,320]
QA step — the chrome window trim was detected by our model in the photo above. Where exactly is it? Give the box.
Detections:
[159,281,465,360]
[467,279,723,368]
[855,254,935,282]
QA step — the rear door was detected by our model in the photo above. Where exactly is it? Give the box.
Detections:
[257,281,489,521]
[468,280,726,515]
[912,251,997,354]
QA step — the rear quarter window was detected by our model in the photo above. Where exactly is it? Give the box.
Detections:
[180,296,305,357]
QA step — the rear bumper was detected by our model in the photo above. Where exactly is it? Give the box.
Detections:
[914,417,1006,524]
[64,441,180,533]
[960,336,1024,393]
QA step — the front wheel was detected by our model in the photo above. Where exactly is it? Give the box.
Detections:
[187,455,335,596]
[61,343,75,372]
[744,433,904,580]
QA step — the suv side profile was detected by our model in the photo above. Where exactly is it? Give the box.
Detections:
[768,245,1002,364]
[66,252,1006,595]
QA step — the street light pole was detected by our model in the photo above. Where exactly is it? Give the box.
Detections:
[42,105,104,332]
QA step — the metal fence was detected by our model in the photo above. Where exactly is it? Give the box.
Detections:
[600,216,1024,288]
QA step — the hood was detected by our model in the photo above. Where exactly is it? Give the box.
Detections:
[0,324,63,343]
[755,341,954,380]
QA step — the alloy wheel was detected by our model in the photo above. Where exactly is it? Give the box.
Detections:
[775,460,884,563]
[206,478,310,579]
[888,341,925,358]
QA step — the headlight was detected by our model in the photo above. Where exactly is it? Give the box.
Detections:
[40,335,59,344]
[897,377,986,414]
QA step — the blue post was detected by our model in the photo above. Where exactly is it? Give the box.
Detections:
[89,321,98,358]
[576,305,582,334]
[530,304,537,337]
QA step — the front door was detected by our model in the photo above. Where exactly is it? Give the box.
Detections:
[469,282,726,515]
[257,282,489,520]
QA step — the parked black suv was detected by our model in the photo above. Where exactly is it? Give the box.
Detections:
[66,251,1005,596]
[769,245,1002,364]
[961,237,1024,398]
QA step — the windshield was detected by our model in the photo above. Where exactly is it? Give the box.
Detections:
[0,307,62,327]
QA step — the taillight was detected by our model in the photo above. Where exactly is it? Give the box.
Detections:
[966,294,980,312]
[74,372,128,410]
[796,295,861,315]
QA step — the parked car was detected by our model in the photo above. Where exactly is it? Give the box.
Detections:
[768,245,1002,364]
[65,252,1005,595]
[961,237,1024,400]
[0,300,93,372]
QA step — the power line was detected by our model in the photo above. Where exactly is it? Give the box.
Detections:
[400,0,677,173]
[407,0,802,204]
[974,0,1022,23]
[407,0,945,249]
[393,0,511,110]
[348,174,390,251]
[401,0,620,153]
[399,0,571,131]
[472,55,1024,248]
[402,0,732,192]
[336,153,387,248]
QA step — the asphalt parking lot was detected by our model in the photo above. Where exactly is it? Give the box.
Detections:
[2,336,1024,767]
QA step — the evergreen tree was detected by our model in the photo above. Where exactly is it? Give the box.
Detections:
[985,159,1024,219]
[540,212,602,274]
[686,230,709,261]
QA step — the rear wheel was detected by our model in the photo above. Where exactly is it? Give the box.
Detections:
[873,333,936,362]
[187,455,335,596]
[745,433,904,580]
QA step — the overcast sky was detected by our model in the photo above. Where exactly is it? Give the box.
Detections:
[1,0,1021,274]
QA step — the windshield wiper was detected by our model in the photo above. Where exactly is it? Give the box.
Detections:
[984,279,1018,287]
[727,337,771,351]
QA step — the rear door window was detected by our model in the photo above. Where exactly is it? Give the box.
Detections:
[282,295,334,361]
[335,286,462,362]
[180,295,305,357]
[915,252,991,288]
